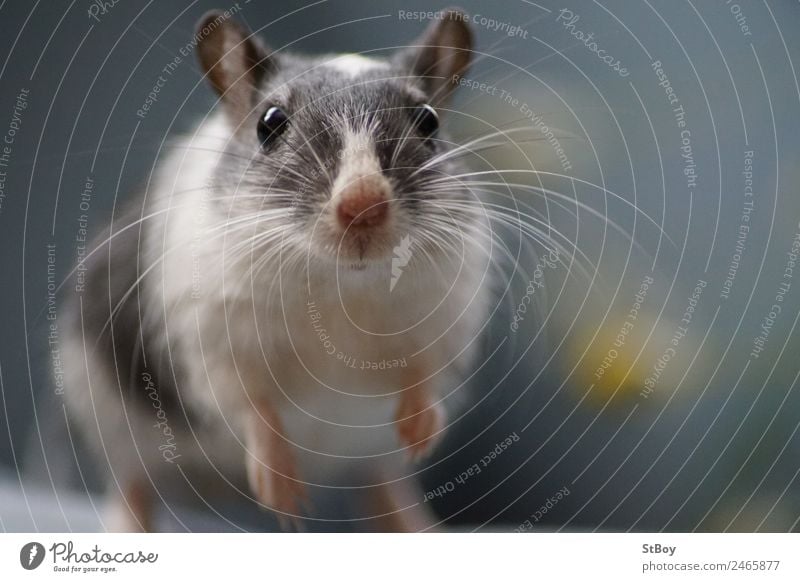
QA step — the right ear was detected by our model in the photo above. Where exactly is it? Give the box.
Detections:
[396,9,473,105]
[195,11,274,118]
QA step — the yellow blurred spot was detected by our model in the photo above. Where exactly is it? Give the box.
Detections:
[569,312,674,407]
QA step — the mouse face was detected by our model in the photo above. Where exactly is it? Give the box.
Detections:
[196,10,475,270]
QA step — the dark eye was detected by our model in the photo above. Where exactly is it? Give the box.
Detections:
[257,106,289,149]
[414,104,439,139]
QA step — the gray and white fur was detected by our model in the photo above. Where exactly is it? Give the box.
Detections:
[61,8,493,531]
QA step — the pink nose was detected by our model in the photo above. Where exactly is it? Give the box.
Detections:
[336,183,389,230]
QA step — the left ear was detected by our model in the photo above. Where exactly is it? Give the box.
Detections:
[396,9,473,105]
[195,10,274,120]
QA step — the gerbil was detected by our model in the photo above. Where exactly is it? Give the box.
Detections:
[61,8,492,531]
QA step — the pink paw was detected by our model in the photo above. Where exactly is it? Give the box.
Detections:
[245,448,308,530]
[395,399,446,460]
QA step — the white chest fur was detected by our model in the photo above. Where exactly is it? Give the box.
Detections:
[147,117,490,473]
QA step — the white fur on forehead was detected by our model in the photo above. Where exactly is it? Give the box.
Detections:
[324,54,387,77]
[330,130,384,201]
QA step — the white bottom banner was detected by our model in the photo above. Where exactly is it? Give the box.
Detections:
[1,533,797,580]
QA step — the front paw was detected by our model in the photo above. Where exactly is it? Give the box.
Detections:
[395,398,446,460]
[245,447,308,530]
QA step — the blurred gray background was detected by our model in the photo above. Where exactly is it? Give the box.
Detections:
[1,0,799,531]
